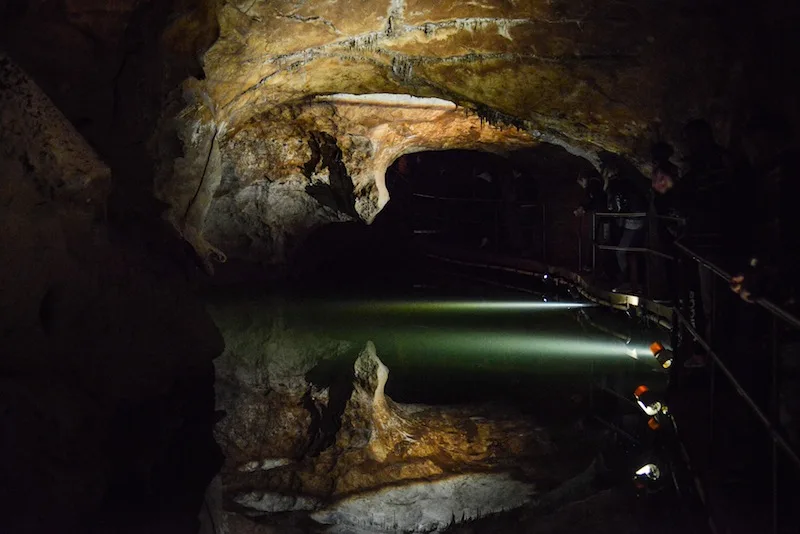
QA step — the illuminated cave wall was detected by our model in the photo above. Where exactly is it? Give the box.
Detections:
[152,0,740,268]
[3,0,799,270]
[160,94,541,265]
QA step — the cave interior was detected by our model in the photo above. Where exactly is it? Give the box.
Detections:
[2,1,800,533]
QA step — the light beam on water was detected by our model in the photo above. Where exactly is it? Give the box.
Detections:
[340,300,592,313]
[394,329,656,362]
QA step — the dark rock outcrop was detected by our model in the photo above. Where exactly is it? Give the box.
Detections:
[0,55,223,534]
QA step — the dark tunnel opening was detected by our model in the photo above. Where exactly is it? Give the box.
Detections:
[386,146,597,268]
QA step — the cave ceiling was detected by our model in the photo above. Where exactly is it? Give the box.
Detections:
[2,0,749,267]
[196,0,729,156]
[153,0,737,265]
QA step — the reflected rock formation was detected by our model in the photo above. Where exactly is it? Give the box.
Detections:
[214,338,576,532]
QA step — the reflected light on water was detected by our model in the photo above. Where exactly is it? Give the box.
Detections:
[395,330,658,361]
[348,300,592,312]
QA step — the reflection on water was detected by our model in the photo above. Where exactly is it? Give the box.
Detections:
[271,292,667,409]
[205,281,680,532]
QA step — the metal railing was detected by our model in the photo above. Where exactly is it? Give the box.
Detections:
[674,241,800,331]
[671,241,800,534]
[410,193,547,261]
[412,197,800,531]
[579,211,683,297]
[583,210,800,534]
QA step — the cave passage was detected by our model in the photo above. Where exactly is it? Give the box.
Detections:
[5,0,800,532]
[388,146,594,267]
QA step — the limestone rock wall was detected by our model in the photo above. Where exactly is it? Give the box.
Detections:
[4,0,800,271]
[197,0,731,155]
[0,52,110,208]
[209,336,597,533]
[162,95,540,266]
[151,0,745,267]
[0,54,224,534]
[208,295,355,467]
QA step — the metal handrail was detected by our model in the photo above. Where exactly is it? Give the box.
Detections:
[674,241,800,331]
[671,237,800,534]
[593,211,687,224]
[587,212,681,272]
[411,192,539,206]
[593,211,649,218]
[674,309,800,471]
[595,244,675,260]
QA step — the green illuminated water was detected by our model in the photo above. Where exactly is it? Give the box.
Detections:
[271,293,668,411]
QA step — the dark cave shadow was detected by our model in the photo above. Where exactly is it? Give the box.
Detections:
[302,347,359,456]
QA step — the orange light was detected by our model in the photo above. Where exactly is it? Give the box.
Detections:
[650,341,664,355]
[648,417,661,430]
[634,385,649,398]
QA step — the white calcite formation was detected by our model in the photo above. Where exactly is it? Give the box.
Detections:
[234,491,320,513]
[313,472,535,533]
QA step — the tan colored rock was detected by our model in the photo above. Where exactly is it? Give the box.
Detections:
[325,342,552,495]
[152,0,734,266]
[161,94,540,264]
[218,341,560,531]
[189,0,726,155]
[0,53,110,209]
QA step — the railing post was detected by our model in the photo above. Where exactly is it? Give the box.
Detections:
[673,255,690,388]
[578,213,583,271]
[541,204,547,262]
[494,202,500,253]
[771,315,780,534]
[441,197,446,239]
[589,357,595,413]
[591,211,597,274]
[708,271,717,471]
[669,306,680,388]
[645,213,652,297]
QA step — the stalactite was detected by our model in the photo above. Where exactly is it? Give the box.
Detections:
[347,32,380,51]
[390,56,414,83]
[472,104,526,131]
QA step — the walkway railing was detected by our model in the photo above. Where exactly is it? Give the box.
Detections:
[585,211,800,534]
[413,197,800,532]
[410,193,547,261]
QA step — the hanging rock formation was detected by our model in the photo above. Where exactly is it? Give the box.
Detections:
[149,0,744,268]
[4,1,790,270]
[211,337,592,532]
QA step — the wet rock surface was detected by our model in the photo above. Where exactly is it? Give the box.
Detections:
[162,95,539,268]
[152,0,740,268]
[3,0,797,276]
[210,327,601,533]
[0,55,224,534]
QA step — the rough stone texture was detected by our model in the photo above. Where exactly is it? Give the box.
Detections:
[0,48,224,534]
[192,0,734,156]
[148,0,757,267]
[313,472,535,533]
[214,340,581,532]
[168,95,538,265]
[0,53,110,208]
[209,296,354,468]
[1,0,222,268]
[322,342,553,496]
[4,0,798,272]
[209,297,355,396]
